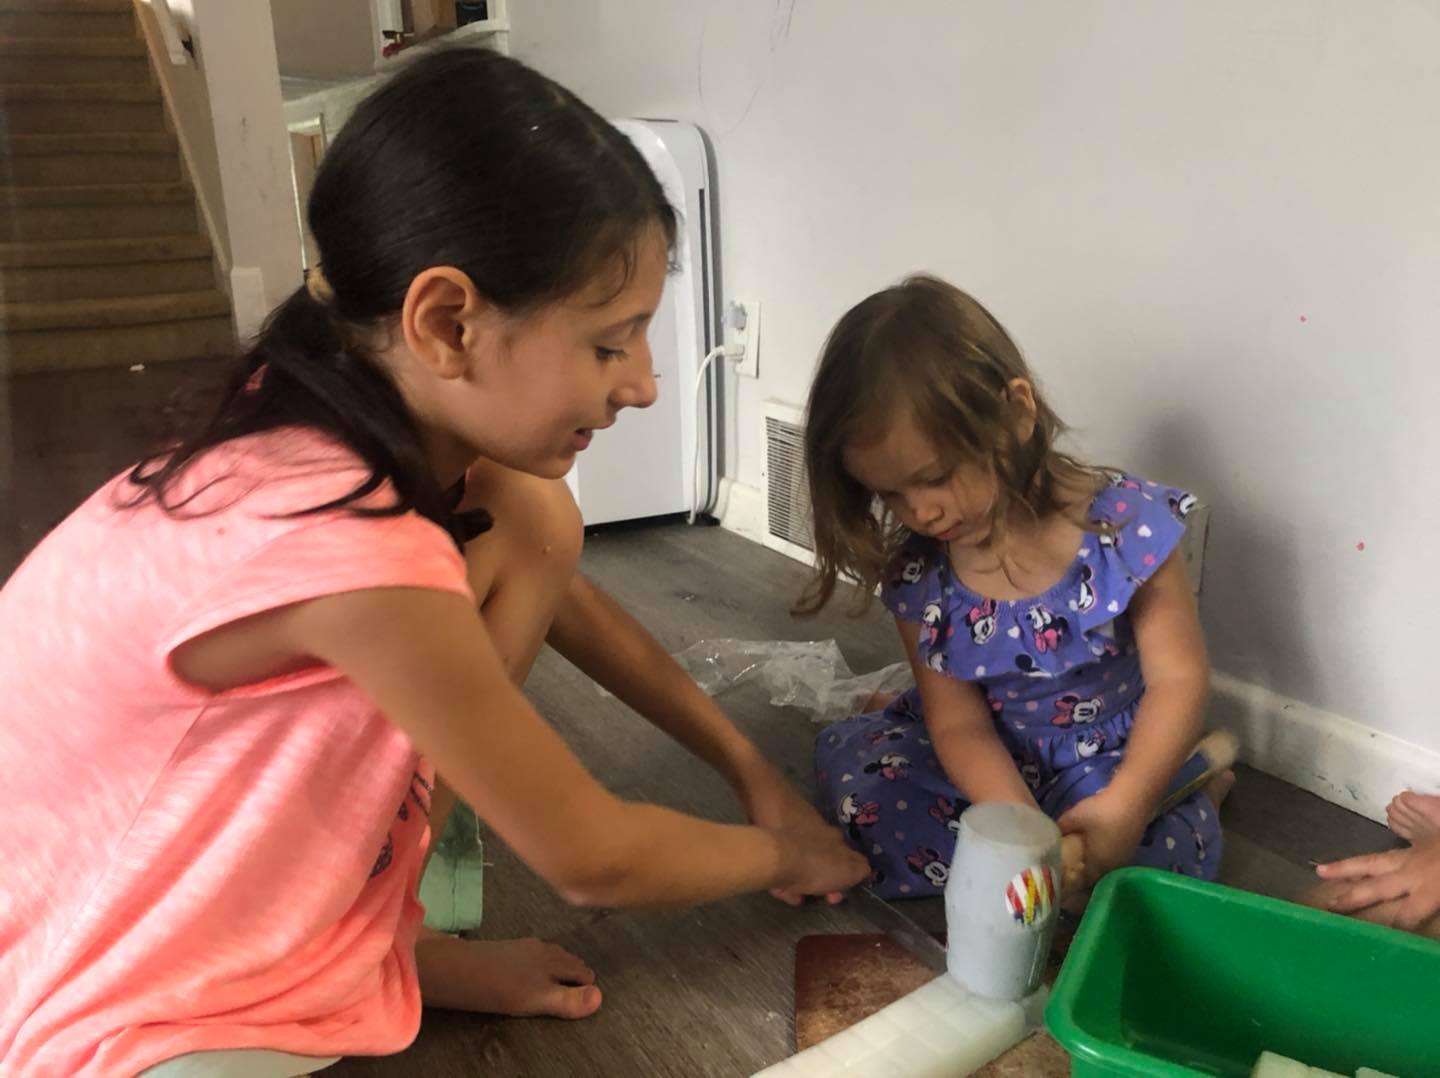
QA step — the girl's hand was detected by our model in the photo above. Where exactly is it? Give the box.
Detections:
[742,769,853,906]
[1057,789,1147,887]
[1317,840,1440,932]
[770,824,873,901]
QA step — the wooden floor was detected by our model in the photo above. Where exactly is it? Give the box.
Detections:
[2,363,1401,1077]
[1,357,227,580]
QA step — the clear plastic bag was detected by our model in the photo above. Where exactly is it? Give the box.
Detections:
[668,638,912,724]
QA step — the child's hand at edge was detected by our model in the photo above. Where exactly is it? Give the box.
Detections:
[1316,839,1440,933]
[1057,788,1148,888]
[768,822,872,905]
[741,768,857,907]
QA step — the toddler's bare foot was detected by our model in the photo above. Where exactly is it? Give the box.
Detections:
[1386,790,1440,843]
[415,931,602,1019]
[1204,769,1236,810]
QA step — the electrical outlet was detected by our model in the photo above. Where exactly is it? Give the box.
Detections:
[727,299,761,378]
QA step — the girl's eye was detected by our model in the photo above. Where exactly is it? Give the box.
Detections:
[595,346,628,362]
[923,472,951,488]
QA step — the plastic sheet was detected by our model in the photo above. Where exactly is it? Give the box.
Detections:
[668,638,912,724]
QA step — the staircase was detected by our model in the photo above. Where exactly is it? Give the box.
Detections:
[0,0,235,374]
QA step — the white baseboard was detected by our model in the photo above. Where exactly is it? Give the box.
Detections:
[1209,672,1440,824]
[717,476,768,545]
[719,476,818,567]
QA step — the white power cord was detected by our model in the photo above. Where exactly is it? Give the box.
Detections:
[689,342,744,524]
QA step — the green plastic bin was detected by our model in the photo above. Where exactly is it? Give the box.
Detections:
[1045,868,1440,1076]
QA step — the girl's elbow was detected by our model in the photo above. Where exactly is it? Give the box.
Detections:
[554,873,619,909]
[541,822,640,908]
[550,855,637,908]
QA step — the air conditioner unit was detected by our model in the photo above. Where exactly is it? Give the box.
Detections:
[563,119,720,527]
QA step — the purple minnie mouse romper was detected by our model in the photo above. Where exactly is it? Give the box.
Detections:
[813,474,1222,899]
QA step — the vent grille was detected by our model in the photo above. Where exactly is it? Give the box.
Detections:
[764,413,814,552]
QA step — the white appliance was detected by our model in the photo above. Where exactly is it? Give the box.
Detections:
[563,120,720,526]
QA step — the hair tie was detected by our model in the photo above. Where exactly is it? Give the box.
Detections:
[305,265,335,306]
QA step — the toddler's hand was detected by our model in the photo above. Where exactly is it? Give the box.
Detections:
[1059,833,1087,895]
[1317,839,1440,932]
[1057,789,1146,887]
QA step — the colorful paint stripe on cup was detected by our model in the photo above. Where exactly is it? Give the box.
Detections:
[1005,864,1057,927]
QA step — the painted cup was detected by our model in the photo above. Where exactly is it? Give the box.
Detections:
[944,801,1062,1000]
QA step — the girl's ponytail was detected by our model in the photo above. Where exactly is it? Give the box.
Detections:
[128,285,490,545]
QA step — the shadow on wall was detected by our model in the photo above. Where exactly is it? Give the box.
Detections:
[1133,409,1308,704]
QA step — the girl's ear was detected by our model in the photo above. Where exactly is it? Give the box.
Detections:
[1005,377,1038,443]
[400,267,497,381]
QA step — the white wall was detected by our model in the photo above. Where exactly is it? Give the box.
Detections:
[134,1,229,271]
[284,73,382,142]
[179,0,304,333]
[510,2,1440,770]
[272,0,378,78]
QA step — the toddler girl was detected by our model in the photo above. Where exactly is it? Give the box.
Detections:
[801,275,1227,899]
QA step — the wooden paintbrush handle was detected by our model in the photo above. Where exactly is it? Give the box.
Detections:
[1156,729,1239,815]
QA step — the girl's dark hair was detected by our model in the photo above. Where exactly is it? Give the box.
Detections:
[797,274,1101,615]
[127,47,677,544]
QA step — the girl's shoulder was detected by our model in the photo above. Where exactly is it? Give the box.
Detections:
[179,426,381,516]
[116,426,469,603]
[1086,470,1198,563]
[1078,470,1197,611]
[140,428,473,663]
[1088,470,1198,527]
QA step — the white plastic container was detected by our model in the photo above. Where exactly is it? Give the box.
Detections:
[944,802,1062,1000]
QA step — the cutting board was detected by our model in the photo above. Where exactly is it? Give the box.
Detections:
[794,933,1071,1076]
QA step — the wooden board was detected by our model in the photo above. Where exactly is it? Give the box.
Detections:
[794,934,938,1050]
[794,933,1072,1076]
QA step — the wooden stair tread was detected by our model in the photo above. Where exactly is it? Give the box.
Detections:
[0,1,132,12]
[3,317,237,373]
[0,35,144,57]
[1,289,230,330]
[0,81,158,101]
[0,235,212,268]
[5,131,177,155]
[2,181,192,207]
[0,0,232,373]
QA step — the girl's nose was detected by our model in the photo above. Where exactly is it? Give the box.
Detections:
[612,347,658,411]
[906,495,942,526]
